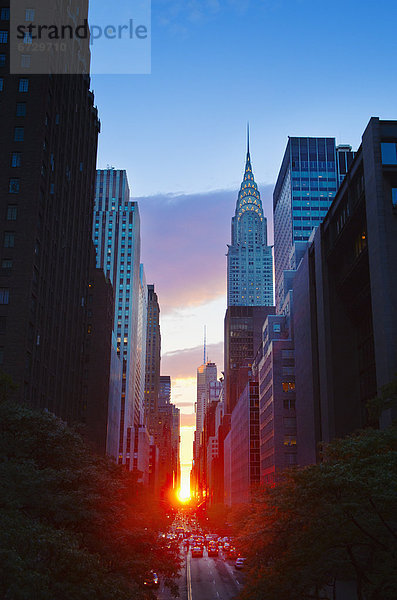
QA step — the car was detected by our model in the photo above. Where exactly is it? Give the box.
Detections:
[191,546,204,557]
[208,545,218,557]
[235,558,246,570]
[227,546,238,559]
[143,572,159,588]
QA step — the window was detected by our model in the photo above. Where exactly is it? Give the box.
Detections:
[0,78,3,91]
[283,435,296,447]
[7,205,17,220]
[0,288,9,304]
[282,382,295,392]
[0,31,8,44]
[1,259,12,269]
[16,103,26,117]
[1,8,10,20]
[392,189,397,209]
[283,398,296,410]
[4,232,15,248]
[21,54,31,68]
[25,9,35,21]
[19,79,29,92]
[11,152,21,167]
[0,54,5,67]
[381,142,397,165]
[9,179,20,194]
[273,323,281,332]
[14,127,24,141]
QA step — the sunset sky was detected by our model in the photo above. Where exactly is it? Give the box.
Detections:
[90,0,397,491]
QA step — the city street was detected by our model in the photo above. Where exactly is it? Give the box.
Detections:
[158,548,244,600]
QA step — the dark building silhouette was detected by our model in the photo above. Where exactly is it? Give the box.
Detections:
[293,117,397,465]
[0,3,100,423]
[224,378,260,505]
[224,305,275,414]
[144,284,161,434]
[83,256,122,457]
[157,378,180,499]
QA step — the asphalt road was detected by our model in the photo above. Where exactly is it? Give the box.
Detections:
[158,548,244,600]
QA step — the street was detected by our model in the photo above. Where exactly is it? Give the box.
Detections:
[158,548,244,600]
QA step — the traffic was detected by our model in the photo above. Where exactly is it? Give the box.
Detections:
[152,511,246,599]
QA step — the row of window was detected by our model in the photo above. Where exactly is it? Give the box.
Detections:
[0,8,34,21]
[0,288,9,304]
[0,78,29,93]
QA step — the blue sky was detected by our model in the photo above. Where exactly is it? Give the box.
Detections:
[91,0,397,196]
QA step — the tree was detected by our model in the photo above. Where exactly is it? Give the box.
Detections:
[236,426,397,600]
[0,391,181,599]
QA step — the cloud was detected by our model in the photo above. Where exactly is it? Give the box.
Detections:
[155,0,253,31]
[162,341,224,378]
[180,412,196,427]
[138,186,273,314]
[156,0,222,28]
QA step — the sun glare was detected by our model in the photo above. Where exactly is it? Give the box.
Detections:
[177,484,191,503]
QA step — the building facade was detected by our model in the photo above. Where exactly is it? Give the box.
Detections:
[157,376,180,498]
[224,379,260,505]
[0,2,100,424]
[257,312,297,485]
[83,261,122,458]
[144,284,161,433]
[93,169,142,467]
[224,305,275,414]
[227,133,273,307]
[195,361,218,457]
[273,137,354,313]
[293,117,397,466]
[159,375,171,405]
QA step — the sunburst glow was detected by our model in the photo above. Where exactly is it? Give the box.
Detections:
[177,484,191,503]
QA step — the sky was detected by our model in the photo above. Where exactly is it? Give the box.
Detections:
[89,0,397,491]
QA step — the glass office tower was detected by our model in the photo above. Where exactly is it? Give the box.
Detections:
[93,169,142,466]
[273,137,353,312]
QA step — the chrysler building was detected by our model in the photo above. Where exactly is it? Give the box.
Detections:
[227,129,273,306]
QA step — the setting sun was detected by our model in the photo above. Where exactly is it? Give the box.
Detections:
[177,484,191,503]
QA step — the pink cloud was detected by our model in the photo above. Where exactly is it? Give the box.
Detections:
[161,341,224,378]
[180,413,196,427]
[137,186,273,313]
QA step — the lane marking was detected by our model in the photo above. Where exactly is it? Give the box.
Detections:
[187,553,192,600]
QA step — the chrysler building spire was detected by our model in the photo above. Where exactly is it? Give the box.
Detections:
[227,128,274,307]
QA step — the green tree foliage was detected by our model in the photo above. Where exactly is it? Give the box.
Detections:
[0,391,181,599]
[236,427,397,600]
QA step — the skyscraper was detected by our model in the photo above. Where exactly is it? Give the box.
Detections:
[224,130,275,415]
[159,375,171,405]
[195,361,218,453]
[273,137,354,312]
[0,2,100,423]
[192,360,218,501]
[93,169,142,467]
[144,284,161,433]
[157,375,180,497]
[293,118,397,464]
[227,129,273,307]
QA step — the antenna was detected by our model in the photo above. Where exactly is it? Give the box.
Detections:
[204,325,207,365]
[247,122,250,155]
